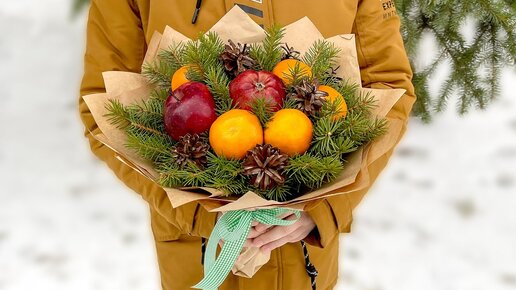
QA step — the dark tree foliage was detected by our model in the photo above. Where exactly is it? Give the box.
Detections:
[396,0,515,121]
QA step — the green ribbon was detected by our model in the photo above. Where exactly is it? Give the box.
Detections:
[193,208,301,290]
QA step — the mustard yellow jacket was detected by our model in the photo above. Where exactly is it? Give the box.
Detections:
[80,0,416,289]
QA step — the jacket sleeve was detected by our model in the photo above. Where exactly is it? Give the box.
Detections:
[79,0,217,238]
[305,0,417,248]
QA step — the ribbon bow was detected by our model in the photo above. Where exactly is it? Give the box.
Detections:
[193,208,301,290]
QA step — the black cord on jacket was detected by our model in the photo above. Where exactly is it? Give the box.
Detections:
[301,240,318,290]
[192,0,203,24]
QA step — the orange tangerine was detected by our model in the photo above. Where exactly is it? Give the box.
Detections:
[319,85,348,119]
[209,109,263,160]
[272,59,312,85]
[171,65,190,91]
[264,109,313,156]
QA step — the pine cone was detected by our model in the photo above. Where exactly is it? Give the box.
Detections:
[281,44,300,61]
[219,40,256,78]
[243,144,289,190]
[171,133,209,168]
[289,79,329,117]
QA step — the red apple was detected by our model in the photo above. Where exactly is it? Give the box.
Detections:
[164,82,217,141]
[229,70,286,111]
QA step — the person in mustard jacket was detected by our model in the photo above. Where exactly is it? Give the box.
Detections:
[79,0,416,289]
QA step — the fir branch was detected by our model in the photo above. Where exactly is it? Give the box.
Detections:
[254,183,294,202]
[335,80,360,104]
[346,90,377,117]
[281,97,298,109]
[150,87,170,102]
[142,60,174,89]
[183,32,225,82]
[366,118,389,143]
[411,70,432,122]
[158,43,186,72]
[249,97,274,127]
[249,25,285,71]
[105,99,131,129]
[318,91,347,120]
[284,61,311,87]
[340,111,373,144]
[130,122,166,137]
[207,176,249,197]
[333,137,358,156]
[204,152,248,196]
[204,66,234,114]
[177,163,211,187]
[340,111,387,146]
[158,162,211,188]
[158,163,183,188]
[302,40,341,81]
[106,99,166,136]
[206,152,243,177]
[125,99,166,134]
[310,116,356,157]
[126,128,174,163]
[285,154,344,189]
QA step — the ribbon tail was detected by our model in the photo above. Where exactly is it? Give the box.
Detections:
[192,210,252,290]
[193,237,248,289]
[203,229,221,277]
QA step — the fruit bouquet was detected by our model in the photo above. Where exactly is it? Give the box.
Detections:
[82,7,406,289]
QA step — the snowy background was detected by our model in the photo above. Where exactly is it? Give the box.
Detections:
[0,1,515,290]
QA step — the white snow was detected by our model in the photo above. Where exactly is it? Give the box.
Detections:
[0,1,514,290]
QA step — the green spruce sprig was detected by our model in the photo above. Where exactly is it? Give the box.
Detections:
[157,163,182,188]
[158,160,212,188]
[340,111,387,146]
[303,40,341,81]
[207,176,249,197]
[254,183,295,202]
[281,97,298,110]
[310,116,356,157]
[183,32,225,81]
[142,43,186,89]
[177,163,212,187]
[249,97,274,127]
[345,90,377,117]
[249,25,285,71]
[204,152,249,196]
[150,87,170,102]
[126,128,174,162]
[204,66,234,114]
[105,99,166,135]
[285,154,344,189]
[159,43,186,71]
[105,99,175,163]
[142,61,175,89]
[284,61,311,88]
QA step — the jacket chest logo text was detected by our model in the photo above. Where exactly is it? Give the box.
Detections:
[380,0,397,20]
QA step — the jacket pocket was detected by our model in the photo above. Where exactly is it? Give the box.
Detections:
[150,207,183,241]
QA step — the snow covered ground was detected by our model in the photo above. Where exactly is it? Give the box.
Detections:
[0,1,514,290]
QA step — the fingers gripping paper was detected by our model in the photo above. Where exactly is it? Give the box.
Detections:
[82,6,406,280]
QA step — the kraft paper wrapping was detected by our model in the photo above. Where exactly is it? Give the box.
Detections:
[82,6,406,279]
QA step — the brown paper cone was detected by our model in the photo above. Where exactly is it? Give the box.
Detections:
[81,6,407,279]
